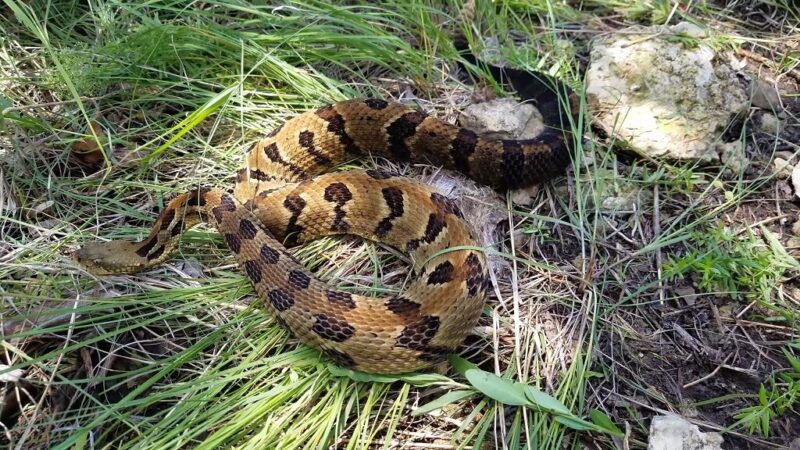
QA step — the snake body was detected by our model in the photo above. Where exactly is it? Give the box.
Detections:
[76,71,577,373]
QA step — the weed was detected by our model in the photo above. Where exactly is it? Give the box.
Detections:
[665,223,800,322]
[733,347,800,438]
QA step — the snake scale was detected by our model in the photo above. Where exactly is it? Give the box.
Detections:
[76,58,578,374]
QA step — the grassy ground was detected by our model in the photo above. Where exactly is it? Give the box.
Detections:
[1,0,799,448]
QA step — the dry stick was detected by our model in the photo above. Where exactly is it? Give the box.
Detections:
[737,48,800,83]
[736,323,779,364]
[502,195,524,381]
[653,184,665,305]
[683,353,735,389]
[733,213,791,236]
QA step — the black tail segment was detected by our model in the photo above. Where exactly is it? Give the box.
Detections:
[453,35,579,187]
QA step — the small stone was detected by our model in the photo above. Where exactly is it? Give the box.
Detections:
[509,184,540,205]
[647,415,723,450]
[460,98,545,140]
[674,286,698,306]
[717,141,747,172]
[599,183,647,216]
[601,195,637,214]
[790,237,800,258]
[793,163,800,200]
[717,303,737,318]
[759,112,784,134]
[174,260,206,279]
[750,79,782,110]
[511,229,530,251]
[792,219,800,236]
[773,157,793,179]
[0,364,24,383]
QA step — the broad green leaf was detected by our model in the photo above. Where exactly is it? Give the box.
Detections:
[589,409,624,436]
[554,415,596,431]
[449,354,479,375]
[448,356,623,435]
[449,355,528,405]
[464,369,529,406]
[412,390,476,416]
[524,386,571,415]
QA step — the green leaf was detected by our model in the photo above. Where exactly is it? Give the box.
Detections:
[759,384,768,405]
[326,364,401,383]
[761,226,800,269]
[397,372,457,386]
[70,431,88,450]
[412,390,476,416]
[448,356,623,435]
[464,368,529,406]
[554,415,596,431]
[143,84,237,163]
[783,348,800,374]
[449,356,528,405]
[449,354,479,375]
[523,386,571,415]
[589,409,624,436]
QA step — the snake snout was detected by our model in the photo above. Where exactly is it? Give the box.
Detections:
[74,241,148,275]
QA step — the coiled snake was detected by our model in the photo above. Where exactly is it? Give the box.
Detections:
[75,57,578,374]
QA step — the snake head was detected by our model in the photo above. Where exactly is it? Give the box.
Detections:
[74,241,149,275]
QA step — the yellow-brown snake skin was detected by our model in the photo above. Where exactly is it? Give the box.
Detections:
[76,68,578,373]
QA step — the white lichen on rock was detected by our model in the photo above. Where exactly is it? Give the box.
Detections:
[586,23,748,165]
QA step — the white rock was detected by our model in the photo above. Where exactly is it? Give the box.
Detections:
[647,415,723,450]
[793,163,800,200]
[0,363,24,383]
[601,190,640,215]
[460,98,545,140]
[586,26,748,164]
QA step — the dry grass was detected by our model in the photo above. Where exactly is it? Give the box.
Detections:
[2,0,800,448]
